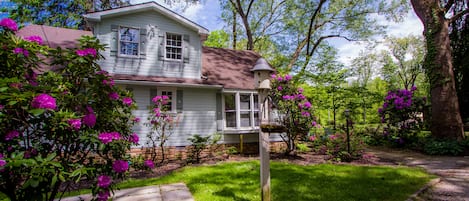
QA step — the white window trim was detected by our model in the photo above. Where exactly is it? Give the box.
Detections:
[223,92,259,130]
[156,87,177,113]
[118,25,140,58]
[164,32,183,61]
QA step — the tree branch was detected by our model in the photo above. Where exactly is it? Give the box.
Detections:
[450,8,469,23]
[306,0,327,55]
[444,0,455,13]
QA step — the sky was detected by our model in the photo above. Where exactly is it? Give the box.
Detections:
[136,0,425,65]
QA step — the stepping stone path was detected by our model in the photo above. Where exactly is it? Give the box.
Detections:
[59,183,194,201]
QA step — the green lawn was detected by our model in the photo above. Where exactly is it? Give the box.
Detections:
[2,160,434,201]
[118,161,433,201]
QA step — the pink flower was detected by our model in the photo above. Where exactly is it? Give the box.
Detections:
[311,121,317,127]
[270,74,277,79]
[112,160,129,173]
[98,133,113,144]
[133,117,140,123]
[4,130,19,141]
[82,112,96,127]
[144,160,155,169]
[97,190,110,201]
[76,48,97,57]
[109,92,119,100]
[152,96,162,103]
[309,135,317,141]
[129,133,139,144]
[97,175,112,188]
[13,47,29,56]
[68,119,81,131]
[110,132,121,140]
[96,70,108,75]
[122,97,133,106]
[24,35,43,45]
[31,94,57,110]
[0,18,18,31]
[102,79,114,87]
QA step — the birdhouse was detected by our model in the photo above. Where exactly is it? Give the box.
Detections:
[251,58,274,90]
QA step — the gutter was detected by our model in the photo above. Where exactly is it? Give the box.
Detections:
[114,79,224,89]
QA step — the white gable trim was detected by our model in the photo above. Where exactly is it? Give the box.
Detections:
[84,2,209,35]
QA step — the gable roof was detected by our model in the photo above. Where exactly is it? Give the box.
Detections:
[112,47,260,90]
[16,25,264,90]
[83,1,209,36]
[16,24,92,49]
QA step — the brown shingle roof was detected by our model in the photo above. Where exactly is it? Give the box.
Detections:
[16,24,92,49]
[16,25,263,90]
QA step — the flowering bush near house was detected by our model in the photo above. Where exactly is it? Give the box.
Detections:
[269,74,316,155]
[378,86,426,146]
[0,19,137,201]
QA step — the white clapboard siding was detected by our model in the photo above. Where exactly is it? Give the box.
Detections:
[95,11,202,79]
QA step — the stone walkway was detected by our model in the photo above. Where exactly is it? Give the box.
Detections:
[367,147,469,201]
[59,183,194,201]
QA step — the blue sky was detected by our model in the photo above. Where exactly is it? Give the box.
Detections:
[132,0,424,65]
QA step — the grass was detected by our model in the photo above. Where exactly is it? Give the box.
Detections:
[118,161,433,201]
[1,161,435,201]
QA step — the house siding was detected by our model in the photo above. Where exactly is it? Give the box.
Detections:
[94,11,202,79]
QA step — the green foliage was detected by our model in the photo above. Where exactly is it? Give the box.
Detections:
[187,134,211,164]
[0,20,136,201]
[203,30,230,48]
[355,125,386,146]
[322,132,365,162]
[422,138,465,156]
[295,143,311,153]
[118,161,434,201]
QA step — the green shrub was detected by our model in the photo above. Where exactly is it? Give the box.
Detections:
[422,138,464,156]
[187,134,211,163]
[296,143,311,153]
[322,132,365,162]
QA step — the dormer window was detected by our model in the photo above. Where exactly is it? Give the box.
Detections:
[165,33,182,60]
[119,26,140,57]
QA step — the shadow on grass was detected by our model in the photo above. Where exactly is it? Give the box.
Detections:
[119,161,433,201]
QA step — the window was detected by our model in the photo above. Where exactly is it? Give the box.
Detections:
[150,88,176,112]
[224,92,259,129]
[165,33,182,60]
[119,26,140,57]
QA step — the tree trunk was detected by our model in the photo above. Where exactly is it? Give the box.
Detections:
[411,0,465,140]
[232,9,237,49]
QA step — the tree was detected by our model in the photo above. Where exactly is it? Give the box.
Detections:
[449,2,469,123]
[203,30,230,48]
[410,0,467,140]
[381,35,426,90]
[0,19,136,201]
[9,0,130,29]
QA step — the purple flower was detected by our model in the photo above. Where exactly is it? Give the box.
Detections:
[152,96,162,103]
[296,94,306,100]
[96,70,108,75]
[112,160,129,173]
[133,117,141,123]
[24,35,43,45]
[303,101,312,109]
[68,119,81,131]
[298,88,304,93]
[97,190,110,201]
[31,94,57,110]
[144,160,155,169]
[97,175,112,188]
[0,159,5,167]
[277,76,283,81]
[110,132,121,140]
[277,86,283,91]
[83,112,96,127]
[0,18,18,31]
[270,74,277,79]
[282,95,294,101]
[284,74,292,81]
[98,132,113,144]
[13,47,29,56]
[122,97,133,106]
[76,48,97,57]
[378,108,383,114]
[301,111,310,117]
[129,133,139,144]
[109,92,119,100]
[5,130,19,141]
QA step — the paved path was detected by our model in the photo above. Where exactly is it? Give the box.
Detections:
[367,147,469,201]
[59,183,194,201]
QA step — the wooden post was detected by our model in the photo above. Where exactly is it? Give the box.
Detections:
[258,89,270,201]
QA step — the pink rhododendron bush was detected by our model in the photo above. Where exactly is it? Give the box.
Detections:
[269,74,317,155]
[0,19,138,201]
